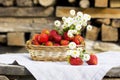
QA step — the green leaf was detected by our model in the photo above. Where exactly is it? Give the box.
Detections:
[63,27,69,32]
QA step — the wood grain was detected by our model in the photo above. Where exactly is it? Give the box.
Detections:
[56,6,120,18]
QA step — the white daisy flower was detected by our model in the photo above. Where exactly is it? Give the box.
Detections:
[77,20,83,26]
[72,30,78,34]
[71,50,80,58]
[87,25,92,31]
[67,32,74,38]
[64,17,73,27]
[83,14,91,21]
[68,42,76,49]
[63,22,68,28]
[73,20,78,25]
[76,24,82,30]
[77,11,83,18]
[68,17,74,23]
[67,30,74,37]
[77,47,83,52]
[74,16,80,21]
[83,54,90,61]
[68,30,74,33]
[62,16,66,21]
[70,9,76,16]
[54,20,61,27]
[61,24,67,29]
[81,19,87,26]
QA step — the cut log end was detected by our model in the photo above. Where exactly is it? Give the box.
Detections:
[101,24,118,42]
[38,0,56,7]
[79,0,90,8]
[95,0,108,7]
[68,0,76,3]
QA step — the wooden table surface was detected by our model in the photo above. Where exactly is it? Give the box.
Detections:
[0,63,120,80]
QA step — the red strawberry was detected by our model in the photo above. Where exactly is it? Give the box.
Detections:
[63,32,73,41]
[32,39,39,45]
[50,30,58,37]
[38,33,49,43]
[60,40,69,46]
[54,43,60,46]
[45,41,53,46]
[41,29,50,35]
[87,54,98,65]
[73,35,84,45]
[48,35,53,41]
[49,30,58,41]
[53,34,62,43]
[69,57,83,65]
[32,34,40,42]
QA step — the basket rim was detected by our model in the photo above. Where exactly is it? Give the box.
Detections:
[26,40,85,49]
[30,44,84,47]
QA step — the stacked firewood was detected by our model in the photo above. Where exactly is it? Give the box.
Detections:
[0,0,56,46]
[0,0,56,7]
[0,0,120,46]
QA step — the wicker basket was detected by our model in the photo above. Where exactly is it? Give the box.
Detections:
[26,40,85,61]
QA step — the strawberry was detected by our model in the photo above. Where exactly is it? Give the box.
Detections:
[63,32,71,41]
[49,30,58,41]
[53,34,62,43]
[60,40,69,46]
[41,29,50,35]
[32,39,39,45]
[32,34,40,42]
[73,35,84,45]
[38,33,49,43]
[69,56,83,65]
[54,43,60,46]
[48,35,53,41]
[50,30,58,37]
[87,54,98,65]
[45,41,53,46]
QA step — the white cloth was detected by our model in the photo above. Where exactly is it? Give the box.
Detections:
[0,51,120,80]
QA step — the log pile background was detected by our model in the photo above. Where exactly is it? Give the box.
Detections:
[0,0,120,52]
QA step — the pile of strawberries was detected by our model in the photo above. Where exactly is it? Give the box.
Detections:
[32,29,84,46]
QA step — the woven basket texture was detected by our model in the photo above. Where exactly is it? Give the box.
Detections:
[26,40,85,61]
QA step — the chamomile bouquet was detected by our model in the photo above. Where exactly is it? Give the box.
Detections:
[54,9,93,65]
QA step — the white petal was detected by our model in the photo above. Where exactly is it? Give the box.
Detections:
[87,25,92,31]
[67,30,74,38]
[83,14,91,21]
[68,42,76,49]
[70,9,76,16]
[62,16,66,21]
[54,20,61,27]
[82,20,87,26]
[77,11,83,17]
[67,33,74,38]
[71,50,80,58]
[83,54,90,61]
[65,17,73,27]
[76,24,82,30]
[77,47,83,52]
[72,30,78,34]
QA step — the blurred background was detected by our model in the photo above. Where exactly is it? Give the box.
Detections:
[0,0,120,53]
